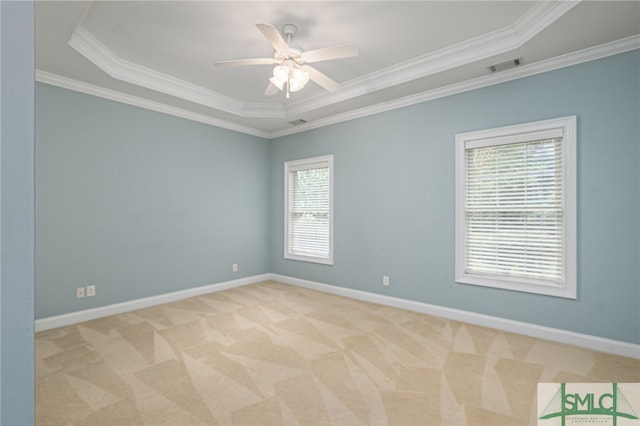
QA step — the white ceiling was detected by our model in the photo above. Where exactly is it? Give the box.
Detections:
[36,1,640,138]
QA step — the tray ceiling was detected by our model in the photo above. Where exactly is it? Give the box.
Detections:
[36,1,640,138]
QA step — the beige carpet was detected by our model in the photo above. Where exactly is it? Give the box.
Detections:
[36,281,639,425]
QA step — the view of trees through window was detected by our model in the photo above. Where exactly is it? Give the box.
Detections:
[465,138,563,283]
[289,166,330,258]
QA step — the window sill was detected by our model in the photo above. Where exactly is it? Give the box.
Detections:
[456,273,576,299]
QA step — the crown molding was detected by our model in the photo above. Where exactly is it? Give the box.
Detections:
[271,35,640,139]
[35,70,270,139]
[39,36,638,140]
[242,102,286,118]
[67,1,579,121]
[512,0,577,42]
[68,26,287,119]
[285,0,580,118]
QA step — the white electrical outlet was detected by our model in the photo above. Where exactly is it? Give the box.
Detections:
[232,263,238,272]
[76,287,85,299]
[383,276,390,286]
[86,285,96,297]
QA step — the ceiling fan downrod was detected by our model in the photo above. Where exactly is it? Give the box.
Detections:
[281,24,297,45]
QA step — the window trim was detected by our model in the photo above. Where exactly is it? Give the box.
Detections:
[455,116,577,298]
[284,154,334,265]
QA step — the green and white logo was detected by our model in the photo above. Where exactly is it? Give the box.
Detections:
[538,383,639,426]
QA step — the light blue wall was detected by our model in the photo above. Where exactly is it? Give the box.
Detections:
[36,50,639,346]
[1,1,35,424]
[271,51,640,345]
[36,84,271,318]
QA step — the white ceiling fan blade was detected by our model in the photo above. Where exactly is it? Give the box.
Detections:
[214,58,276,67]
[301,44,358,63]
[302,65,340,92]
[264,81,279,96]
[256,23,289,54]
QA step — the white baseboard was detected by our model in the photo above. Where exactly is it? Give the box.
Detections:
[34,274,271,332]
[35,272,640,359]
[271,274,640,359]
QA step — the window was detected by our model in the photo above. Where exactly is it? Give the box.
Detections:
[284,155,333,265]
[455,116,576,298]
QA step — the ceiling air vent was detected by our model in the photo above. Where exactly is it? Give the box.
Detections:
[488,58,522,73]
[288,119,307,126]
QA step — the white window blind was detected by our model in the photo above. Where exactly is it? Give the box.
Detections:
[455,116,576,299]
[465,137,563,284]
[285,155,333,264]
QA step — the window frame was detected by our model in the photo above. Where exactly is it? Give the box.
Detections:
[455,116,577,298]
[284,154,334,265]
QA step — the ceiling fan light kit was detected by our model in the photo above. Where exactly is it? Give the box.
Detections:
[270,59,310,98]
[214,23,358,99]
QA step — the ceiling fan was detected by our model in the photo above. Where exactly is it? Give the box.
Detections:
[214,23,358,98]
